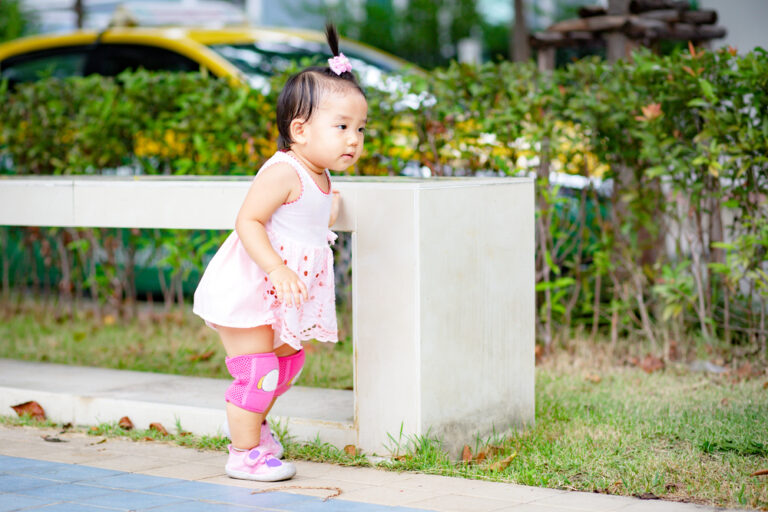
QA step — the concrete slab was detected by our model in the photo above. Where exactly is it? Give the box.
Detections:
[0,358,355,447]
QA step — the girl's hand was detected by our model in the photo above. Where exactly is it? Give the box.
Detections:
[268,265,308,307]
[329,190,341,227]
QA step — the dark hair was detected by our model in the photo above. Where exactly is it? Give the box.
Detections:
[276,23,366,150]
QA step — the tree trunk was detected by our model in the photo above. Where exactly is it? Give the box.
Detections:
[512,0,530,62]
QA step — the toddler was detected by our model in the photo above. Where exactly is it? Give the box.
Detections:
[193,23,367,482]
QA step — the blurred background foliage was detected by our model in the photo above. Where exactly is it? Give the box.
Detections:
[1,44,767,360]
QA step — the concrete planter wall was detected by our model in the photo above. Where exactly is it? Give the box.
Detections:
[0,175,535,456]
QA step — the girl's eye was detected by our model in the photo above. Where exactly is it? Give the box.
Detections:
[358,127,366,133]
[337,124,347,130]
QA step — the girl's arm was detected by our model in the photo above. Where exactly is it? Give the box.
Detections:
[235,163,308,306]
[329,190,341,227]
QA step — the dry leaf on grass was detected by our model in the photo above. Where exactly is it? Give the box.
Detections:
[585,373,602,384]
[343,445,357,457]
[751,469,768,477]
[461,445,472,463]
[639,354,664,374]
[489,451,517,472]
[12,401,46,420]
[118,416,134,430]
[149,423,168,436]
[188,350,215,362]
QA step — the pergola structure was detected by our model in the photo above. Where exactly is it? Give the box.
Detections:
[531,0,727,69]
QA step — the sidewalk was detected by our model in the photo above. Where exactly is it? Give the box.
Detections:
[0,426,730,512]
[0,359,741,512]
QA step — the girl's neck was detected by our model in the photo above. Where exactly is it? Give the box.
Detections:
[287,149,324,176]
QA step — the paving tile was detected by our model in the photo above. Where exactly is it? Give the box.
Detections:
[139,462,225,480]
[16,482,116,501]
[282,498,433,512]
[405,494,514,512]
[0,474,54,492]
[337,484,439,507]
[80,454,171,472]
[19,462,124,483]
[85,472,180,491]
[0,455,59,472]
[147,502,255,512]
[528,490,635,511]
[492,504,585,512]
[29,503,123,512]
[0,492,60,511]
[320,466,413,486]
[615,500,719,512]
[76,490,189,510]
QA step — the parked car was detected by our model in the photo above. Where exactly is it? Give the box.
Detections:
[0,25,412,91]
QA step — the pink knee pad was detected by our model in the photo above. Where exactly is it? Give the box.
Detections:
[274,350,305,397]
[225,353,279,413]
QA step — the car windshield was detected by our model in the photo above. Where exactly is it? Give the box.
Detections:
[207,41,396,91]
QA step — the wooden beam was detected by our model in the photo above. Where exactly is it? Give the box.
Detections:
[548,15,628,33]
[639,9,679,22]
[681,9,718,25]
[578,5,606,17]
[629,0,688,13]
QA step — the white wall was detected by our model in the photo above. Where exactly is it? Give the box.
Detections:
[699,0,768,53]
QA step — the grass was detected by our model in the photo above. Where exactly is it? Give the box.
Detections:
[0,298,353,390]
[2,298,767,509]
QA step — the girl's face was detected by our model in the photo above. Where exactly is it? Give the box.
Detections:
[291,89,368,173]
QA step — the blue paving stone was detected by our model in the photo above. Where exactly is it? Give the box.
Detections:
[22,463,123,483]
[31,503,121,512]
[77,490,188,510]
[0,455,62,473]
[0,474,52,492]
[0,492,59,511]
[147,501,258,512]
[146,480,315,508]
[86,472,179,491]
[17,482,114,501]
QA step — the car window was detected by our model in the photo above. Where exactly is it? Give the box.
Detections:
[85,44,202,77]
[208,41,393,90]
[0,46,91,87]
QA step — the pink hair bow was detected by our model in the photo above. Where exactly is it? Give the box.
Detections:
[328,53,352,75]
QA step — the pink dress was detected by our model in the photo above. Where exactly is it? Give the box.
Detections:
[193,151,338,350]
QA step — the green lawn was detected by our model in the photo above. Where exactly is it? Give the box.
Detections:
[2,299,766,509]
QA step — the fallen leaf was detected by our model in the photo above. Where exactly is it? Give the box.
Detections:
[11,401,46,421]
[343,445,357,457]
[751,469,768,477]
[763,381,768,390]
[461,445,472,463]
[736,362,753,380]
[90,426,99,432]
[637,492,660,500]
[41,435,67,443]
[179,431,192,437]
[639,354,664,374]
[61,423,73,430]
[489,451,517,472]
[143,437,154,441]
[188,350,215,362]
[149,422,168,436]
[88,438,107,445]
[585,373,602,384]
[118,416,134,430]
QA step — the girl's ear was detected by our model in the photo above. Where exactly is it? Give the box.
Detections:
[290,118,307,145]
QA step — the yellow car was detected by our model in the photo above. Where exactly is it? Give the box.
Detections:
[0,26,411,90]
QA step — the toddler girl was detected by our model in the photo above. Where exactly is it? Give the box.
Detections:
[193,24,367,482]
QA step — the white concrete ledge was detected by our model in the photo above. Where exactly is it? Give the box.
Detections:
[0,175,535,456]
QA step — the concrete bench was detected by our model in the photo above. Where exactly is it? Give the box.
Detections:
[0,175,535,456]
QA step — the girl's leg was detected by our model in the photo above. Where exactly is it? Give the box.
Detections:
[218,325,274,450]
[263,342,300,417]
